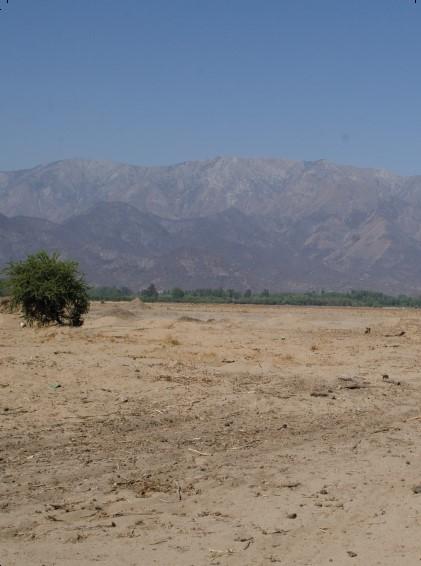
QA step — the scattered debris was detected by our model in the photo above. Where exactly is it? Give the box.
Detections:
[311,391,329,398]
[382,375,401,386]
[188,448,211,456]
[46,514,63,522]
[243,538,254,550]
[177,316,203,323]
[208,548,234,559]
[384,331,405,337]
[279,482,301,489]
[338,376,366,389]
[343,382,363,390]
[261,528,290,535]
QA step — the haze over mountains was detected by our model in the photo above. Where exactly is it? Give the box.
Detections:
[1,156,421,293]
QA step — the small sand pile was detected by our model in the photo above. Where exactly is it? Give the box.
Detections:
[128,297,150,311]
[88,298,151,328]
[100,305,137,320]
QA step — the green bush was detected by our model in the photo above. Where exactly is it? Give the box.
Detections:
[3,251,90,326]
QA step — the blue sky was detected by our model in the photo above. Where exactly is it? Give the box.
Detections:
[0,0,420,173]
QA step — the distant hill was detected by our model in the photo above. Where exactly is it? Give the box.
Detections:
[1,157,421,293]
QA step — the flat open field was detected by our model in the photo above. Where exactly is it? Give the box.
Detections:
[1,301,421,565]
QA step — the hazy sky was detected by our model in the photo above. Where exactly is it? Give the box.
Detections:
[0,0,420,173]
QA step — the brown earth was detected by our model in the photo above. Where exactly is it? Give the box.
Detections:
[1,301,421,565]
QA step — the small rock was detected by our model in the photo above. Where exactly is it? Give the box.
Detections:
[347,551,358,558]
[287,513,297,519]
[412,485,421,494]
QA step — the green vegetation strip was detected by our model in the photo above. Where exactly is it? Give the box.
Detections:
[87,286,421,308]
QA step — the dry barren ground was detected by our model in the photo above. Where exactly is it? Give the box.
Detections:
[1,301,421,565]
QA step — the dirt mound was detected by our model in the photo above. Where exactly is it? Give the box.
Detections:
[128,297,150,310]
[99,305,137,320]
[129,297,147,307]
[88,299,149,327]
[89,315,134,327]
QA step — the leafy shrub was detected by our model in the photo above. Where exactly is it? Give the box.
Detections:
[3,251,90,326]
[0,278,8,297]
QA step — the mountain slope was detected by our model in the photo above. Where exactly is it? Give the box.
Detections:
[1,157,421,293]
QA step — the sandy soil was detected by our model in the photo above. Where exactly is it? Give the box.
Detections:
[1,300,421,565]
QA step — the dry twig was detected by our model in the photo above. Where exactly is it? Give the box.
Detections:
[188,448,211,456]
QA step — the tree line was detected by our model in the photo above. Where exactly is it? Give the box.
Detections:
[89,284,421,308]
[3,251,421,326]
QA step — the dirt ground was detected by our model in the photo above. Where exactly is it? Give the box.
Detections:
[1,301,421,565]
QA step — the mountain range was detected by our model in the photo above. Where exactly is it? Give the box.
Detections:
[1,156,421,293]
